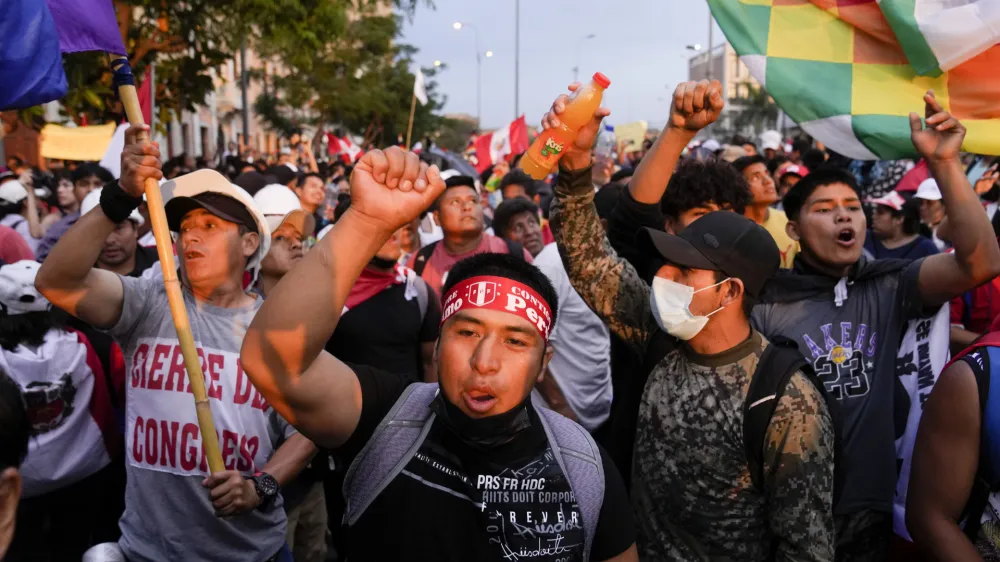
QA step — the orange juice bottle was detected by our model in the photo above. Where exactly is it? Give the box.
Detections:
[520,72,611,180]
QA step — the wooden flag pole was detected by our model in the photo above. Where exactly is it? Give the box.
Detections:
[405,91,417,150]
[110,57,225,474]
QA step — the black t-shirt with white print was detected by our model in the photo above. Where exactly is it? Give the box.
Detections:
[337,365,635,562]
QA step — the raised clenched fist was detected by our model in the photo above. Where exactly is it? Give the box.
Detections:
[348,146,445,233]
[668,80,724,134]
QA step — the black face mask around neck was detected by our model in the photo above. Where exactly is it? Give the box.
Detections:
[431,391,532,450]
[368,255,398,270]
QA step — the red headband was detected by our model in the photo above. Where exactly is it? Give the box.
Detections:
[441,276,553,341]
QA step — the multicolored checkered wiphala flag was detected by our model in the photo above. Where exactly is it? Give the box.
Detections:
[708,0,1000,160]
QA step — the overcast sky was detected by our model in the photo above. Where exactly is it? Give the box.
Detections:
[401,1,722,131]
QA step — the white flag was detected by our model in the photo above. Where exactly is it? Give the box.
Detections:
[413,68,428,106]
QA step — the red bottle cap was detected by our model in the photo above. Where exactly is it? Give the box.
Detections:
[592,72,611,88]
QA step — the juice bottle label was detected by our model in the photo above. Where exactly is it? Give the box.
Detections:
[540,137,565,158]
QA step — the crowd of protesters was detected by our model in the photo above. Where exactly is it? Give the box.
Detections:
[1,78,1000,562]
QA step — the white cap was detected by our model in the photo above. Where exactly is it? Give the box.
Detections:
[865,190,907,212]
[701,139,721,152]
[915,178,942,201]
[80,188,144,226]
[252,184,316,236]
[0,180,28,205]
[0,260,50,315]
[759,130,782,151]
[160,169,271,273]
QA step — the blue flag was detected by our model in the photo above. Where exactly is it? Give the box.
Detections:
[0,0,127,110]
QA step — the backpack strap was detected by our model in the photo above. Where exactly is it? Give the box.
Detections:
[342,382,439,526]
[412,241,438,277]
[743,342,810,493]
[502,238,526,262]
[535,407,604,562]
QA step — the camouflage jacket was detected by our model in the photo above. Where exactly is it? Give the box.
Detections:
[549,165,836,562]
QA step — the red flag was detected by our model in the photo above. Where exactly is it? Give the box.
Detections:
[474,116,529,173]
[327,133,363,163]
[136,72,152,125]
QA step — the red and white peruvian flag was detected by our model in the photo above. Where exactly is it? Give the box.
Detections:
[474,115,529,173]
[327,133,363,163]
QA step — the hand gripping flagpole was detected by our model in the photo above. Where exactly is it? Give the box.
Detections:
[110,56,225,474]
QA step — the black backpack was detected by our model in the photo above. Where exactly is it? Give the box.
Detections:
[645,333,844,503]
[411,238,526,277]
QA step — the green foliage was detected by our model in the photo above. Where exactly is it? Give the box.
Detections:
[45,0,355,128]
[733,81,779,136]
[26,0,443,147]
[255,5,447,147]
[253,94,299,138]
[435,115,478,153]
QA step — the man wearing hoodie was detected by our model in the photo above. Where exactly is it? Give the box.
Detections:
[566,80,1000,560]
[752,90,1000,558]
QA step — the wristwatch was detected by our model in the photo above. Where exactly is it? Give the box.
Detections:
[249,471,279,510]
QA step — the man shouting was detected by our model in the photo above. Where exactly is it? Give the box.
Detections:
[36,125,316,562]
[241,147,638,561]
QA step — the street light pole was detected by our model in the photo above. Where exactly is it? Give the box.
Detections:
[476,50,482,129]
[454,22,484,129]
[240,37,249,149]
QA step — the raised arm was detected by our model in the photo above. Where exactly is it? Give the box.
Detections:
[20,174,45,240]
[240,147,444,448]
[544,87,655,353]
[606,82,723,277]
[763,373,836,562]
[912,92,1000,307]
[302,136,319,174]
[35,126,161,329]
[628,80,723,205]
[906,360,982,561]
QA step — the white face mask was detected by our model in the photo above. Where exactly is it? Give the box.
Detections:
[649,276,732,341]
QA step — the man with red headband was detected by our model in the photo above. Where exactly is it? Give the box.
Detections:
[241,146,638,561]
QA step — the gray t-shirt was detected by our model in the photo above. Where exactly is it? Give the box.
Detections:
[109,275,294,562]
[752,260,924,514]
[533,243,612,431]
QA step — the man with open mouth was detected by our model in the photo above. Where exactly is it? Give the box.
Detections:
[241,146,638,562]
[35,125,317,562]
[753,91,1000,560]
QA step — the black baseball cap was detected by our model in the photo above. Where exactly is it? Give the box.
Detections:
[233,171,275,196]
[165,192,258,233]
[267,165,298,187]
[638,211,780,298]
